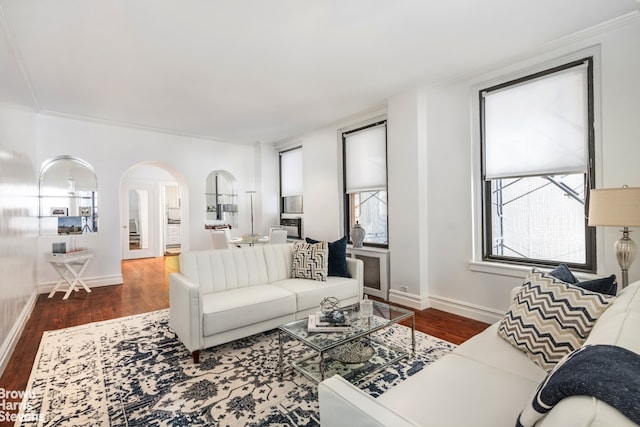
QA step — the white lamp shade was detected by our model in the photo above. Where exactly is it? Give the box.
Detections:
[588,187,640,227]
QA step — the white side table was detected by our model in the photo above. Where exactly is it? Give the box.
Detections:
[45,250,94,299]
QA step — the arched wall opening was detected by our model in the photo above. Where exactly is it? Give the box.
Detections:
[119,162,188,260]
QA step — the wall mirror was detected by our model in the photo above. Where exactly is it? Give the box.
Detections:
[39,156,98,236]
[205,170,237,228]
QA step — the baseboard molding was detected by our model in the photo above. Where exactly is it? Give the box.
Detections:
[388,289,504,324]
[37,274,123,295]
[429,294,503,324]
[0,291,38,377]
[388,289,431,311]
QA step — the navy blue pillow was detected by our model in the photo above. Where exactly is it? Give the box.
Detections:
[548,264,579,284]
[305,236,350,278]
[548,264,617,296]
[576,275,617,297]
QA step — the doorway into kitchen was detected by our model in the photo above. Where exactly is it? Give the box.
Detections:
[120,162,187,260]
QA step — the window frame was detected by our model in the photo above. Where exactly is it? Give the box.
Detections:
[479,57,597,273]
[279,146,303,215]
[342,119,389,249]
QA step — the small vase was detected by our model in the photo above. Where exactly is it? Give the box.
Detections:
[351,221,365,248]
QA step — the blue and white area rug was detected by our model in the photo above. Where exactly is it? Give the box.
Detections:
[16,309,455,426]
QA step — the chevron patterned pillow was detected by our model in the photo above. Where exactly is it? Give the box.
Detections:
[498,269,615,371]
[291,240,328,281]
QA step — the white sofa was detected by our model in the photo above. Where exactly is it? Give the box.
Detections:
[319,280,640,427]
[169,243,363,363]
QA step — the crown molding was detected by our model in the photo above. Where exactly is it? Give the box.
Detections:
[452,10,640,88]
[38,110,258,146]
[541,10,640,52]
[0,4,40,110]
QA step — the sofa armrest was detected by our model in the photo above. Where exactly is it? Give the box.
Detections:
[318,375,418,427]
[169,272,202,353]
[346,257,364,298]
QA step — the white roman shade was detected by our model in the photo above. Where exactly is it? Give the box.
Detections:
[344,123,387,193]
[280,147,303,197]
[483,63,589,180]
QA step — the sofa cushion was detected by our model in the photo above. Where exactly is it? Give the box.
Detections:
[454,323,546,383]
[271,276,360,312]
[291,240,328,281]
[377,353,541,427]
[585,281,640,355]
[536,396,637,427]
[179,247,270,294]
[201,285,296,336]
[497,269,615,371]
[306,236,350,278]
[262,243,293,283]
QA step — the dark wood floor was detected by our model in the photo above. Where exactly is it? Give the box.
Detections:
[0,256,489,425]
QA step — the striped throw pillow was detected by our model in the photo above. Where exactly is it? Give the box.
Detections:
[498,269,615,371]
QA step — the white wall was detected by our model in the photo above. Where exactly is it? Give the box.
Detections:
[387,88,430,307]
[291,14,640,323]
[424,15,640,322]
[35,114,263,289]
[277,107,387,242]
[0,103,38,375]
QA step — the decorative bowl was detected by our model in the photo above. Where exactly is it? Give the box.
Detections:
[319,296,340,316]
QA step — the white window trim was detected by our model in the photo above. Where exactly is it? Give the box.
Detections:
[469,46,604,276]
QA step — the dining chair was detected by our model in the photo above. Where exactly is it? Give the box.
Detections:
[210,230,229,249]
[268,228,288,244]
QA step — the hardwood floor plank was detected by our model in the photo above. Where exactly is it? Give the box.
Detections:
[0,255,489,426]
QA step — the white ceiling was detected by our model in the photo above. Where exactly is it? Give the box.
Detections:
[0,0,637,144]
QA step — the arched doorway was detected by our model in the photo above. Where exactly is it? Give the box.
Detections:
[120,162,187,260]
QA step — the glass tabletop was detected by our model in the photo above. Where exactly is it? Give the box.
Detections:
[279,300,414,352]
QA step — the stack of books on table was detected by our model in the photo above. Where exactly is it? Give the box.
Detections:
[307,311,352,332]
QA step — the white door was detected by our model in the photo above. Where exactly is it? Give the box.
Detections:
[122,181,157,259]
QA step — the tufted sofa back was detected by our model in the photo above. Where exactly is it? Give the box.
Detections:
[585,280,640,354]
[178,243,293,294]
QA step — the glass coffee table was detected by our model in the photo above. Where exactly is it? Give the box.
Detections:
[278,300,415,384]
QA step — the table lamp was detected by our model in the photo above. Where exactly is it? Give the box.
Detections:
[588,186,640,288]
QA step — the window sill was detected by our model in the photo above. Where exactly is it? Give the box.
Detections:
[468,260,603,281]
[346,245,389,254]
[468,261,530,278]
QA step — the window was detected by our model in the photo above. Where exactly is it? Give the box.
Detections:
[343,120,388,247]
[280,147,303,214]
[480,58,595,271]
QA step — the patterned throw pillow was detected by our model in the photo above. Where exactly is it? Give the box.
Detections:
[498,269,615,371]
[306,236,350,278]
[291,240,328,281]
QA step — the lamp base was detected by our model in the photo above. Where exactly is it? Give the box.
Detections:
[615,228,637,289]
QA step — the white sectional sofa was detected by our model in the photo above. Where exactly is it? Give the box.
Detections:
[319,280,640,427]
[169,243,363,363]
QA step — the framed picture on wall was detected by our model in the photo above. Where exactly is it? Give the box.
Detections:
[58,216,82,235]
[50,207,68,216]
